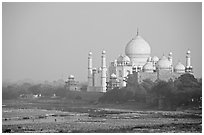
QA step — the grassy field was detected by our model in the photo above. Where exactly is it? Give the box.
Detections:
[2,92,202,133]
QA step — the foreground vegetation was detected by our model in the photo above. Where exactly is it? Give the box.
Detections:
[99,73,202,110]
[2,73,202,133]
[3,73,201,111]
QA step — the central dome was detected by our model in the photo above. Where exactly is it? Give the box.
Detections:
[125,34,151,66]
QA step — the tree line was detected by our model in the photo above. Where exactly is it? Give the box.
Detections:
[2,83,66,100]
[98,73,202,110]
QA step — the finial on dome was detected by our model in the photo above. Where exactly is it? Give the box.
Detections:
[88,51,92,56]
[137,27,139,36]
[187,49,191,54]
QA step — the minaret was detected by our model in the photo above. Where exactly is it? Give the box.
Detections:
[168,52,173,65]
[137,28,139,36]
[186,49,191,68]
[168,52,173,72]
[88,51,93,87]
[185,49,192,72]
[121,66,126,87]
[101,50,107,92]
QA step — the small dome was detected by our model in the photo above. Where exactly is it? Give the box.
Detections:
[117,55,130,63]
[88,51,92,55]
[143,62,154,71]
[110,73,117,78]
[156,55,172,69]
[117,55,124,62]
[69,75,74,79]
[152,56,159,62]
[123,55,130,62]
[174,62,185,72]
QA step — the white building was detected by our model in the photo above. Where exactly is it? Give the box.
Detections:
[65,75,80,91]
[87,30,193,92]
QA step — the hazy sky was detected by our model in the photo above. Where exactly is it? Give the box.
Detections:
[2,2,202,82]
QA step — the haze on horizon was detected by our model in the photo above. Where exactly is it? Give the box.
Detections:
[2,2,202,83]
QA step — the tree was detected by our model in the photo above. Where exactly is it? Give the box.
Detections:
[98,87,134,103]
[2,85,19,99]
[141,79,154,93]
[28,84,41,95]
[55,86,66,97]
[176,73,199,89]
[150,80,176,109]
[174,73,202,107]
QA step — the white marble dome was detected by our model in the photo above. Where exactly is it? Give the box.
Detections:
[174,62,185,73]
[152,56,159,62]
[117,55,124,62]
[125,35,151,56]
[110,73,117,78]
[117,55,130,63]
[122,55,130,62]
[156,55,172,70]
[125,35,151,66]
[143,62,154,72]
[68,75,74,79]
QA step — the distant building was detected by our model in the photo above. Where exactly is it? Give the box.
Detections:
[51,93,58,98]
[65,75,80,91]
[87,30,193,92]
[19,93,41,99]
[106,73,120,90]
[87,51,107,92]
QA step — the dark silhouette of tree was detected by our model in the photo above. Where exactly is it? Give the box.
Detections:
[55,87,66,97]
[28,84,41,95]
[80,84,88,92]
[176,73,200,89]
[173,73,202,107]
[2,85,19,99]
[98,87,134,103]
[141,79,154,93]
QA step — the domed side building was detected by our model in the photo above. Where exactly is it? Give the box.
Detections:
[65,75,80,91]
[87,30,193,92]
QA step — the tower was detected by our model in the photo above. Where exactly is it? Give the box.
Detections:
[101,50,107,92]
[185,49,193,72]
[88,51,93,86]
[168,52,173,72]
[186,49,191,68]
[168,52,173,66]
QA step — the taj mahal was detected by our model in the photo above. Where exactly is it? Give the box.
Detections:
[66,30,193,92]
[86,30,193,93]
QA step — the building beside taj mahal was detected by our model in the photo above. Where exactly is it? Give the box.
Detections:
[86,30,193,93]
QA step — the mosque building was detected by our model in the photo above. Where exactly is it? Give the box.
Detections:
[87,30,193,92]
[65,75,80,91]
